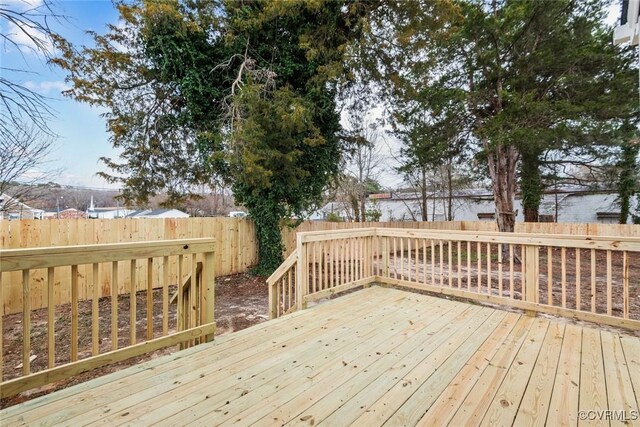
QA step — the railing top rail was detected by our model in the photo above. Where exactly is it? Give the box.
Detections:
[0,238,216,272]
[299,227,377,242]
[373,228,640,251]
[267,250,297,285]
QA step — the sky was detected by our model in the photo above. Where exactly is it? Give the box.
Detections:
[2,0,120,188]
[0,0,624,191]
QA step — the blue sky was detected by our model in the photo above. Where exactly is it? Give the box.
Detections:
[2,0,120,188]
[1,0,623,190]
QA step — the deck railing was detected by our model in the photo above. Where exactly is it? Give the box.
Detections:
[0,238,216,398]
[268,228,640,331]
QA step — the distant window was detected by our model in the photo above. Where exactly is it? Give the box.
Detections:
[477,212,495,221]
[596,212,620,223]
[539,214,554,223]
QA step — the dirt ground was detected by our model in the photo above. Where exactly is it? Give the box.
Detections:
[1,273,268,409]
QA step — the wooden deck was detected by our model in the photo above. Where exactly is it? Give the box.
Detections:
[2,286,639,426]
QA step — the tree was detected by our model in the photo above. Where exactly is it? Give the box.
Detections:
[0,121,59,213]
[618,138,640,224]
[356,0,638,231]
[0,0,64,140]
[342,114,385,222]
[56,0,374,273]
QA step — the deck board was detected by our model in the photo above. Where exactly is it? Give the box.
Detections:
[1,286,639,427]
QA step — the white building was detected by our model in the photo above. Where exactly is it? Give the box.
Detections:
[0,193,45,220]
[126,209,189,219]
[314,187,635,224]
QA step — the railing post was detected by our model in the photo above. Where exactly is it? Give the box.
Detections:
[268,279,278,319]
[296,233,308,310]
[523,244,539,316]
[382,236,389,279]
[203,250,215,342]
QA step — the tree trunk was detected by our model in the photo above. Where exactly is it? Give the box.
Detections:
[520,147,542,222]
[420,167,428,221]
[486,141,518,232]
[446,161,453,221]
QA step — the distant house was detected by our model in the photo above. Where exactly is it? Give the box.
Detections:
[0,193,45,220]
[56,208,87,219]
[86,196,132,219]
[126,209,189,219]
[311,185,635,224]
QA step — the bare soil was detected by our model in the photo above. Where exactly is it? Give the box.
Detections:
[1,273,268,409]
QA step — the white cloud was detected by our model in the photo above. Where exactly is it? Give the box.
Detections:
[4,20,55,56]
[23,80,70,94]
[2,0,44,10]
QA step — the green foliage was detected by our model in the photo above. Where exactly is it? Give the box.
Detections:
[618,139,640,224]
[325,212,343,222]
[55,0,374,273]
[356,0,638,229]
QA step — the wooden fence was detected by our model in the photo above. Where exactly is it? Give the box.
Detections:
[0,218,255,315]
[2,218,639,314]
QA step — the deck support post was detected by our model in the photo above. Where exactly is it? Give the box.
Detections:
[523,244,539,317]
[203,250,216,342]
[296,234,308,310]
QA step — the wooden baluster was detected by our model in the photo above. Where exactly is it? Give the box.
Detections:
[498,244,503,297]
[111,261,118,351]
[400,238,404,281]
[486,243,491,294]
[547,247,553,306]
[477,241,482,293]
[313,242,318,292]
[406,238,411,282]
[329,240,334,288]
[561,247,567,308]
[422,239,427,285]
[457,241,462,289]
[509,244,514,298]
[591,249,596,313]
[439,240,444,287]
[448,240,452,288]
[22,269,31,375]
[191,253,197,330]
[623,251,629,319]
[467,241,471,291]
[177,255,183,333]
[130,259,136,346]
[71,265,79,362]
[49,267,57,365]
[414,238,419,282]
[575,249,581,311]
[431,239,435,286]
[323,241,328,290]
[342,239,346,284]
[162,255,169,336]
[351,239,356,283]
[91,264,99,357]
[606,250,612,316]
[393,237,398,279]
[288,269,292,311]
[147,257,154,340]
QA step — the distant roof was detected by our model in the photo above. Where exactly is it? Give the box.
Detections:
[126,209,187,218]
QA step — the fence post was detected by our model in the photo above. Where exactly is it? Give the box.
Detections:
[203,250,215,342]
[523,244,539,316]
[296,233,308,310]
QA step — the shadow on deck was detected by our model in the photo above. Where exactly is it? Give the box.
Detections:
[2,286,639,426]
